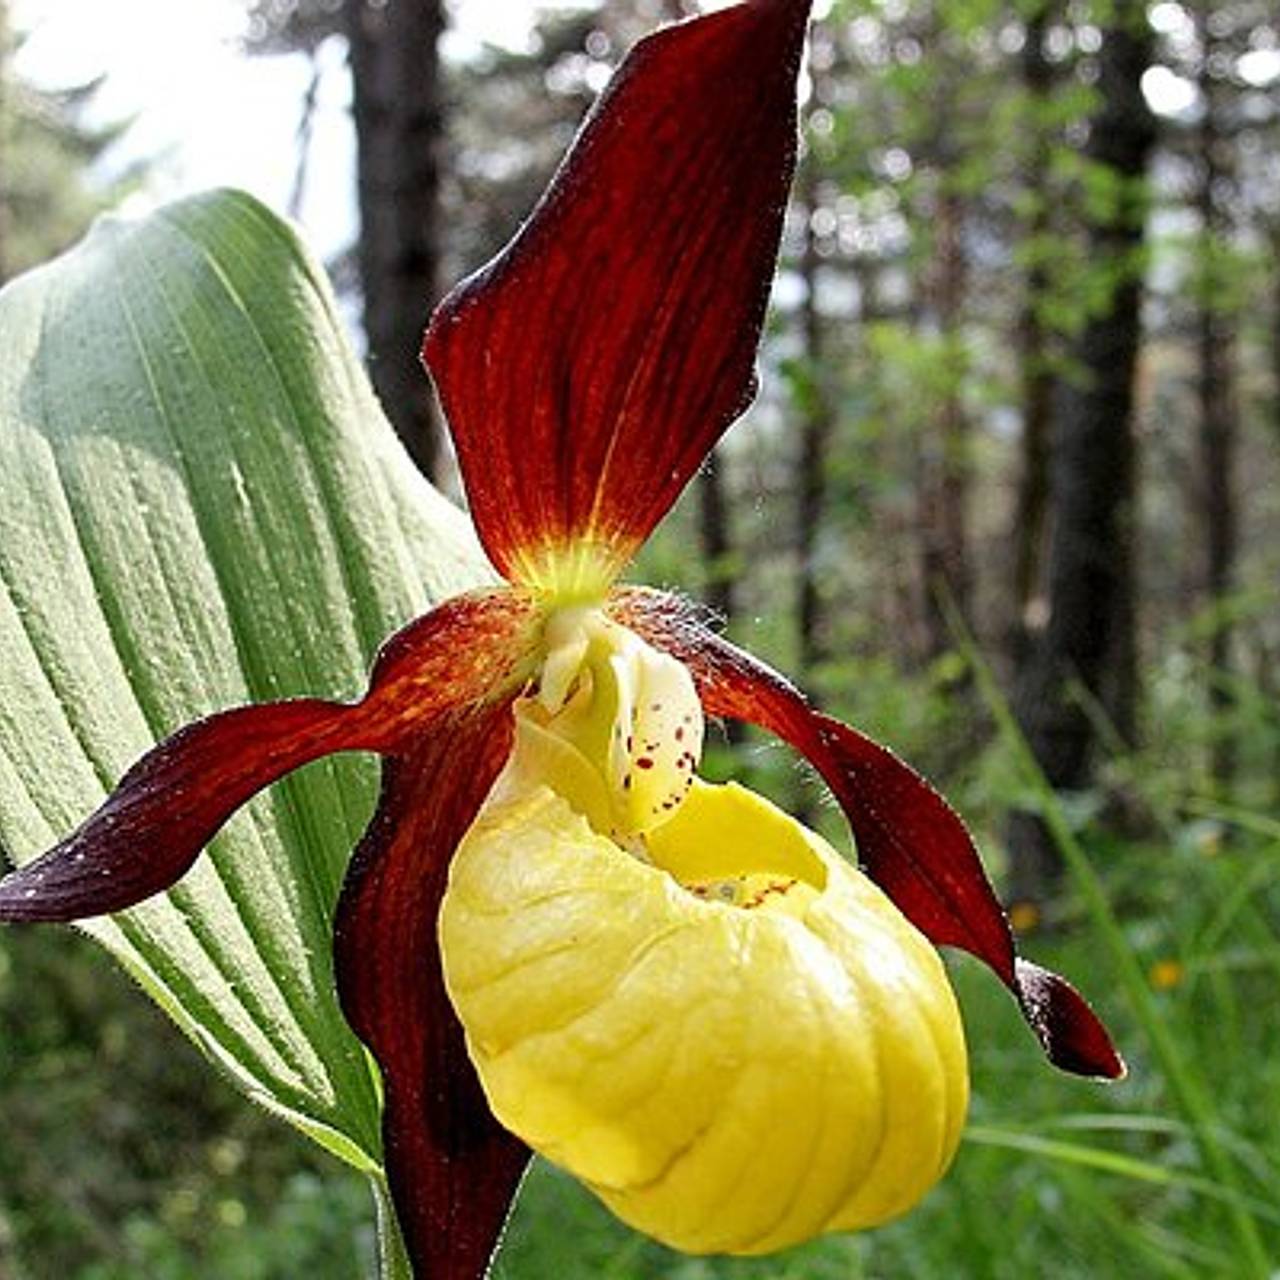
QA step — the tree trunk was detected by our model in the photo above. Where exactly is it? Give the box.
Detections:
[1009,5,1055,663]
[698,454,736,629]
[0,0,10,286]
[939,184,971,642]
[795,160,836,678]
[1273,225,1280,448]
[917,186,972,656]
[695,452,746,748]
[289,51,323,220]
[1274,225,1280,449]
[1270,230,1280,809]
[1008,14,1155,901]
[1194,4,1238,790]
[345,0,447,482]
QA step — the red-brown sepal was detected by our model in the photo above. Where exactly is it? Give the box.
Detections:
[333,706,529,1279]
[0,589,538,925]
[358,589,539,750]
[614,588,1125,1081]
[424,0,814,586]
[0,698,363,922]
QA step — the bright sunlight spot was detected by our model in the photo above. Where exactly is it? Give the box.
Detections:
[1141,64,1197,117]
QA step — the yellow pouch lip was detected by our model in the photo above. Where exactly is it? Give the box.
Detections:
[442,775,969,1256]
[645,778,829,895]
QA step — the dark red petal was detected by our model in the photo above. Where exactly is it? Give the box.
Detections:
[613,587,1125,1081]
[359,589,539,750]
[424,0,813,586]
[334,706,529,1279]
[0,698,359,922]
[1014,960,1126,1080]
[0,589,537,924]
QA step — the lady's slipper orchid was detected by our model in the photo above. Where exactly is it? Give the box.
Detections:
[0,0,1123,1276]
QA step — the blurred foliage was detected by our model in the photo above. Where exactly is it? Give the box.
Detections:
[0,926,373,1277]
[0,5,134,283]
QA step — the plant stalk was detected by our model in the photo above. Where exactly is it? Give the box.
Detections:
[370,1172,414,1280]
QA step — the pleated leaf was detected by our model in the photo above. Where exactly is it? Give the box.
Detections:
[0,189,489,1171]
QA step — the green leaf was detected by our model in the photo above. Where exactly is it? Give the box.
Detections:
[0,189,489,1172]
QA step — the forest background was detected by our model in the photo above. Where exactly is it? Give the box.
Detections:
[1,0,1278,1275]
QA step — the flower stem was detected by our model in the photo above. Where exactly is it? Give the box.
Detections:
[369,1172,414,1280]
